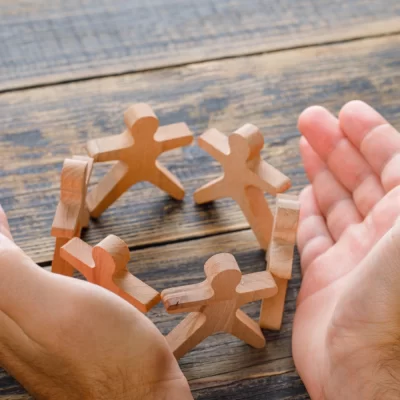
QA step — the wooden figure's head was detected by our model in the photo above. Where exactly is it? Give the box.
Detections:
[228,123,264,162]
[205,253,242,300]
[124,103,159,139]
[92,234,131,274]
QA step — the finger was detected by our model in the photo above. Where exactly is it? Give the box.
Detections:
[300,137,362,241]
[297,185,334,274]
[339,100,400,192]
[298,106,385,216]
[0,205,13,241]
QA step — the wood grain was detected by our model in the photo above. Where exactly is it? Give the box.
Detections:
[0,229,306,398]
[1,35,400,263]
[1,0,400,91]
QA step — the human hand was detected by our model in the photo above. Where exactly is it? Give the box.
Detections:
[0,207,192,400]
[293,101,400,399]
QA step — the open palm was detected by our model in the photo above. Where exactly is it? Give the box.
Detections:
[293,101,400,399]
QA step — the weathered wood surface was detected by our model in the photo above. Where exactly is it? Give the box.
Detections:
[1,0,400,91]
[1,35,400,264]
[0,230,307,398]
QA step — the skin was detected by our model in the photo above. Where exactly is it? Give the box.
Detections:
[294,101,400,399]
[0,208,193,400]
[0,100,399,399]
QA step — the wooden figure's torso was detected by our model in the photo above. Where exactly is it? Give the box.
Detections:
[118,131,162,177]
[200,298,240,333]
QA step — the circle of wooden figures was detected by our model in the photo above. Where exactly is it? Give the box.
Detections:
[50,103,300,359]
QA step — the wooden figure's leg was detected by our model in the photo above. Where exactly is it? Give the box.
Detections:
[193,176,227,204]
[166,312,209,360]
[52,237,74,276]
[259,276,288,330]
[239,187,274,250]
[86,162,132,218]
[148,161,185,200]
[230,309,266,348]
[81,206,90,229]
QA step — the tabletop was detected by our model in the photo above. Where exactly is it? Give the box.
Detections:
[0,1,400,399]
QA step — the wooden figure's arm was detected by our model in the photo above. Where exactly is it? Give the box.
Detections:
[86,132,132,162]
[247,160,291,195]
[73,156,94,185]
[60,237,96,281]
[113,271,161,313]
[236,271,278,306]
[161,281,213,314]
[268,194,300,279]
[198,128,229,163]
[155,123,194,152]
[51,202,81,238]
[268,241,296,280]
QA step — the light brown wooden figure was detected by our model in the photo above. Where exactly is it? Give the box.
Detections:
[86,103,194,218]
[161,253,278,360]
[259,194,300,330]
[194,124,291,249]
[51,157,93,276]
[60,235,161,313]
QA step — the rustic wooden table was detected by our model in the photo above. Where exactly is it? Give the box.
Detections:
[0,1,400,398]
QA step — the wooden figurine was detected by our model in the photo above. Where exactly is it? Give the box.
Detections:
[161,253,278,360]
[259,194,300,330]
[86,103,194,218]
[51,157,93,276]
[60,235,161,313]
[194,124,291,249]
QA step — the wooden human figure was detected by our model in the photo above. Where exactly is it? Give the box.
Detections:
[51,157,93,276]
[60,235,161,313]
[161,253,278,360]
[259,194,300,330]
[194,124,291,249]
[86,103,194,218]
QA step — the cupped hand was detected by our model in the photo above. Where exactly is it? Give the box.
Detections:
[0,208,192,400]
[293,101,400,399]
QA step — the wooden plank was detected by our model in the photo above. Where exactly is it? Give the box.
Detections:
[1,35,400,263]
[0,229,306,398]
[192,372,309,399]
[0,0,400,91]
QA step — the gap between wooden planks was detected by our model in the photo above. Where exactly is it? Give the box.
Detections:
[0,0,399,91]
